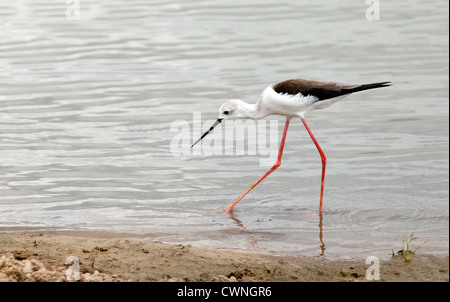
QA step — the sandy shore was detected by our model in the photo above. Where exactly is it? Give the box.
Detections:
[0,232,448,282]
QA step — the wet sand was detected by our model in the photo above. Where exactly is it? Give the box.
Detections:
[0,232,448,282]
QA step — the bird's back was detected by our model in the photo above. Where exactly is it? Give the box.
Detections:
[257,79,391,117]
[272,79,348,101]
[272,79,391,101]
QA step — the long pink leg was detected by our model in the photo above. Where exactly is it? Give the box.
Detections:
[300,117,326,212]
[224,118,291,212]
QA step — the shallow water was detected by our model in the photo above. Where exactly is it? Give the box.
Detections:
[0,0,448,259]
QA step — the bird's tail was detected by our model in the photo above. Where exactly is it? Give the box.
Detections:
[342,81,392,94]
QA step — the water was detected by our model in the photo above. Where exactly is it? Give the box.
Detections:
[0,0,448,259]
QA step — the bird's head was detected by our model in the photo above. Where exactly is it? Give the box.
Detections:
[191,99,253,148]
[218,99,249,119]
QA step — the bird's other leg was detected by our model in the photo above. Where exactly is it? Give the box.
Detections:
[224,118,291,212]
[300,117,326,212]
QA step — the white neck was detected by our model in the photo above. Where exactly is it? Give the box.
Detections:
[238,101,267,119]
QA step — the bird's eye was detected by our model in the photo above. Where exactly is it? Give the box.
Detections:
[223,111,230,115]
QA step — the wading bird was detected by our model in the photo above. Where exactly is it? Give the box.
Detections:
[191,78,391,213]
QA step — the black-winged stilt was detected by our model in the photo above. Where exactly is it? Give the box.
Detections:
[191,79,391,213]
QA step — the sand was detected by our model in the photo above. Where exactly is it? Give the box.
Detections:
[0,232,447,282]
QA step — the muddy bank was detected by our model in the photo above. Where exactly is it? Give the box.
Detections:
[0,232,447,282]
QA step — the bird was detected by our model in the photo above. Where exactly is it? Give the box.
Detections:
[191,78,391,213]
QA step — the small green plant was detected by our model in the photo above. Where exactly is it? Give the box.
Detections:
[399,231,428,262]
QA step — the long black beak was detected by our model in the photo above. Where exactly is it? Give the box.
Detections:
[191,118,223,148]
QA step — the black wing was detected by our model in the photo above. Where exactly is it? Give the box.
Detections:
[272,79,391,101]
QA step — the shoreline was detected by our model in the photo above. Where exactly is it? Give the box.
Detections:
[0,232,448,282]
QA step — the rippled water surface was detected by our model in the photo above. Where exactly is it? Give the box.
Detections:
[0,0,448,259]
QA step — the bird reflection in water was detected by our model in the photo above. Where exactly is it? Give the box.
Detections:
[226,212,245,229]
[318,212,325,257]
[225,210,326,257]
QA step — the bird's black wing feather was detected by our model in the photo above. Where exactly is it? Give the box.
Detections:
[273,79,391,101]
